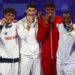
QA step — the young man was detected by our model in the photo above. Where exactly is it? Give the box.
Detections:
[0,8,19,75]
[63,34,75,75]
[37,2,62,75]
[57,11,75,75]
[17,3,41,75]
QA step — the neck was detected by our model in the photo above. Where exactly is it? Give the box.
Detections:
[27,15,34,23]
[63,22,72,26]
[27,15,34,19]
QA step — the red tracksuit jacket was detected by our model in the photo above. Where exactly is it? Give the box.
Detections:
[37,16,62,59]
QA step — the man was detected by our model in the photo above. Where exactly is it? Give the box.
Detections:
[63,36,75,75]
[37,2,62,75]
[17,3,41,75]
[57,11,75,75]
[0,7,19,75]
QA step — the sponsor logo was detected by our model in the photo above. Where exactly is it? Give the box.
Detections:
[5,36,17,40]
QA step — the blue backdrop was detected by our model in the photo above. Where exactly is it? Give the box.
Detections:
[0,0,75,22]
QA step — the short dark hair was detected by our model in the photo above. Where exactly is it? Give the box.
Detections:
[44,2,55,9]
[3,7,17,15]
[62,11,72,17]
[26,3,37,10]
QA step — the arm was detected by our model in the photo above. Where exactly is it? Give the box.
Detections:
[37,18,49,42]
[0,18,7,34]
[17,20,29,40]
[54,16,63,24]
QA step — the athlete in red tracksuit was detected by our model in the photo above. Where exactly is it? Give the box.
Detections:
[37,2,62,75]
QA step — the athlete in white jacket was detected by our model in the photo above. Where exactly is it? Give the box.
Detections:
[63,33,75,75]
[17,3,41,75]
[56,11,75,75]
[0,7,19,75]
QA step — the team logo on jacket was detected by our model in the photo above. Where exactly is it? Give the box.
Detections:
[4,32,8,35]
[5,36,17,40]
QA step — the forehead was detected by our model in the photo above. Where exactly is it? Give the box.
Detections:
[5,12,15,15]
[45,6,55,9]
[63,13,71,17]
[27,7,36,10]
[45,7,55,11]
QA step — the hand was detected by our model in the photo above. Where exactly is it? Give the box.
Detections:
[42,16,49,27]
[1,18,7,26]
[26,16,34,31]
[38,11,43,19]
[68,25,73,32]
[26,22,32,31]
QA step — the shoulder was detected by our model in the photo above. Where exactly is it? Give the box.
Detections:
[18,17,26,24]
[54,16,63,24]
[58,23,65,32]
[17,17,27,29]
[57,23,63,28]
[55,16,62,19]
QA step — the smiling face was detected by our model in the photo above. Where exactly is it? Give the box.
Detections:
[4,12,15,23]
[63,13,71,26]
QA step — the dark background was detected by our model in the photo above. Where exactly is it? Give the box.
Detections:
[0,0,75,22]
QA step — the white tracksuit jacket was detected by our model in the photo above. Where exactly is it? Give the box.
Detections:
[56,23,75,75]
[57,23,75,63]
[0,22,19,58]
[17,17,40,58]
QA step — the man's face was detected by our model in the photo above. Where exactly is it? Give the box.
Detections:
[63,13,71,25]
[26,7,36,16]
[45,7,55,18]
[4,12,15,23]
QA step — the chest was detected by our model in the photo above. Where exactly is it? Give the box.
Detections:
[28,27,36,37]
[0,25,17,40]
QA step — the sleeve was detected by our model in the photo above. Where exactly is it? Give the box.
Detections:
[37,18,49,42]
[58,23,67,36]
[0,21,3,31]
[17,21,29,40]
[55,16,63,24]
